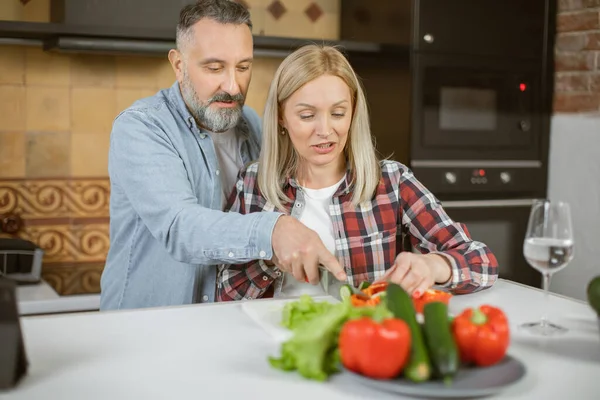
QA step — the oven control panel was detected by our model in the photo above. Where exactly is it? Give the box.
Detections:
[444,169,512,186]
[412,165,545,196]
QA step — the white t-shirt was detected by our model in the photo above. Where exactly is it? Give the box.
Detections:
[207,128,243,209]
[279,176,345,297]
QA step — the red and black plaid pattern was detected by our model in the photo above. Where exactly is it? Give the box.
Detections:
[217,161,498,301]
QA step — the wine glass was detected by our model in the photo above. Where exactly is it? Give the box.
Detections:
[521,199,574,336]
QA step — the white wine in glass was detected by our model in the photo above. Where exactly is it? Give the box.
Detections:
[521,199,574,336]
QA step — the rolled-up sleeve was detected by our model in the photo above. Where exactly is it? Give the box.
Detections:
[396,168,498,294]
[109,110,282,265]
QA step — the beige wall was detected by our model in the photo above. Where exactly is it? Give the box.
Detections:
[0,47,280,179]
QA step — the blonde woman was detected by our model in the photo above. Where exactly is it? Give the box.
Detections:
[216,45,498,301]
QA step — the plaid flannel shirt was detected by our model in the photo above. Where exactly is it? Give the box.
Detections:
[216,160,498,301]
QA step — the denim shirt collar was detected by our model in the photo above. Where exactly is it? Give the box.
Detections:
[166,81,250,139]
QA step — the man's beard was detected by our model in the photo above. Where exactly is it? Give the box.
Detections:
[181,71,245,133]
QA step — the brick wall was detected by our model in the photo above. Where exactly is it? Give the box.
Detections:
[554,0,600,113]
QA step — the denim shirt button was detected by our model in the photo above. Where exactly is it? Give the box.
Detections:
[228,252,234,257]
[202,295,209,302]
[216,170,220,176]
[259,250,266,258]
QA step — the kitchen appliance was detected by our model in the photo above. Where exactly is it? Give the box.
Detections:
[440,199,541,288]
[406,0,556,289]
[411,55,544,162]
[0,277,28,389]
[410,0,554,177]
[0,239,44,285]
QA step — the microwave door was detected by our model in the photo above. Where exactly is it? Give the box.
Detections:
[411,54,541,161]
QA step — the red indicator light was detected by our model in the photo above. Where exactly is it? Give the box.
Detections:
[479,169,486,177]
[519,83,527,92]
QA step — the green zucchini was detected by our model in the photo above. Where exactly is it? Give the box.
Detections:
[385,283,431,382]
[339,285,353,304]
[422,302,459,385]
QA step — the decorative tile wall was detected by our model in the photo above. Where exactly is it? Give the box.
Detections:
[0,0,51,22]
[0,178,110,294]
[234,0,340,40]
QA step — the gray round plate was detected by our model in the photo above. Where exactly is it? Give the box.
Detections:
[343,354,526,398]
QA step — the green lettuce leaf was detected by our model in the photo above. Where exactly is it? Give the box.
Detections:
[270,296,392,381]
[280,295,336,331]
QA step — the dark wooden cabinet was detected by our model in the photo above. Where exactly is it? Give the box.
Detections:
[413,0,549,59]
[340,0,412,46]
[348,55,412,165]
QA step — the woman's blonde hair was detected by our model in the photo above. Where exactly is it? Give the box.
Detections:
[258,44,381,211]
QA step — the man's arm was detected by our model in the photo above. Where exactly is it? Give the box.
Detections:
[108,110,282,265]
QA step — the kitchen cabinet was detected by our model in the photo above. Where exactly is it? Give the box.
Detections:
[340,0,411,46]
[413,0,551,59]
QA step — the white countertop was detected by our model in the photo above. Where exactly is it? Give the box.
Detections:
[2,279,599,399]
[16,281,100,316]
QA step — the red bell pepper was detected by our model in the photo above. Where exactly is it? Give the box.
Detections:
[339,317,411,379]
[451,305,510,367]
[349,283,453,314]
[349,282,388,307]
[362,282,388,297]
[412,289,453,314]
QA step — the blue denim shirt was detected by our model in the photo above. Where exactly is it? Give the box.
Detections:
[100,81,282,311]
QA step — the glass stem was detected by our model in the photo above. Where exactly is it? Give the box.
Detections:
[541,272,552,327]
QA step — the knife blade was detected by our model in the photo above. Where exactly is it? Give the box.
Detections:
[318,266,369,301]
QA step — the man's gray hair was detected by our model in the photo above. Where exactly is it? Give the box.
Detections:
[176,0,253,51]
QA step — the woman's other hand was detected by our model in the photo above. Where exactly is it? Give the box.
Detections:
[378,252,452,297]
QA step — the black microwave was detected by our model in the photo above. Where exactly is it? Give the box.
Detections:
[408,53,552,200]
[410,53,545,162]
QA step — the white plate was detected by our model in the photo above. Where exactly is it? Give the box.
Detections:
[241,296,339,342]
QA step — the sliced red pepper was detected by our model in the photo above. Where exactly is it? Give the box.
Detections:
[451,305,510,367]
[350,294,381,307]
[339,317,411,379]
[412,289,453,314]
[349,282,387,308]
[350,295,368,307]
[363,282,388,297]
[350,283,452,314]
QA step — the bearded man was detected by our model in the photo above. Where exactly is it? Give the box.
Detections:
[101,0,344,310]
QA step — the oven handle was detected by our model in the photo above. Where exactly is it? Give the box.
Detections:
[441,199,537,209]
